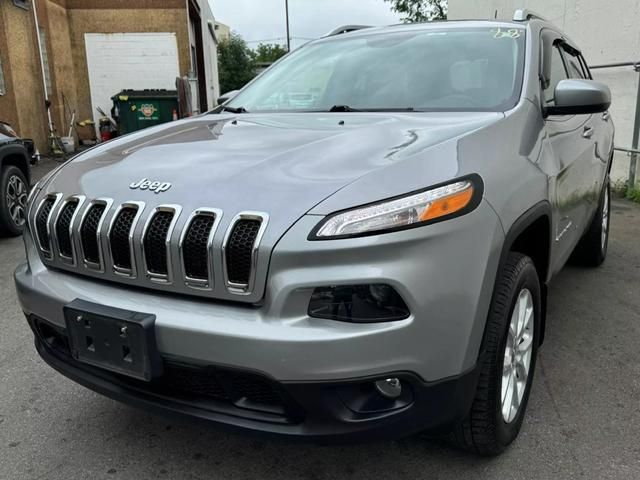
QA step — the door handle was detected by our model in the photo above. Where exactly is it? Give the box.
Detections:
[602,111,610,121]
[583,126,594,138]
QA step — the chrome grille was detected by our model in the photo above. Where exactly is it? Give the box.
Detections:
[55,200,79,258]
[183,214,216,281]
[143,210,175,276]
[35,197,56,254]
[80,203,106,265]
[30,194,268,302]
[226,220,261,285]
[109,206,137,271]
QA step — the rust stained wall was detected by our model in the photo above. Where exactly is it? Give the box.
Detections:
[44,0,78,137]
[0,5,20,131]
[66,0,185,9]
[0,2,48,149]
[67,8,190,122]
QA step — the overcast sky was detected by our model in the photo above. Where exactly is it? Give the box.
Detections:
[209,0,402,49]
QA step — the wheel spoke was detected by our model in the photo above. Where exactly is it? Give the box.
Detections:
[516,353,529,380]
[518,332,533,356]
[517,291,530,339]
[502,370,514,416]
[511,372,521,413]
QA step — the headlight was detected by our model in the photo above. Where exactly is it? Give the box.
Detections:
[311,175,482,239]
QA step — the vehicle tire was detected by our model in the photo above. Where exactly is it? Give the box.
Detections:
[570,178,610,267]
[0,165,29,237]
[451,252,540,456]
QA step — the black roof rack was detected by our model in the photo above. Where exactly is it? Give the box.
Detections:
[513,9,548,22]
[324,25,372,37]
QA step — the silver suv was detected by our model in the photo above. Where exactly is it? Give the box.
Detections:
[15,11,614,455]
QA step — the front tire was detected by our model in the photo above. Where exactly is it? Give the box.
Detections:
[452,252,541,456]
[0,165,29,237]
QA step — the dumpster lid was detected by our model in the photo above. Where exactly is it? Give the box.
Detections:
[111,89,178,101]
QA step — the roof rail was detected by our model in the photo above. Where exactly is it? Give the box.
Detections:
[513,9,547,22]
[324,25,372,37]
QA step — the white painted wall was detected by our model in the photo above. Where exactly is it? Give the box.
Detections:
[449,0,640,184]
[198,0,221,109]
[84,33,180,127]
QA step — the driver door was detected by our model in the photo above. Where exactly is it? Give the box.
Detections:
[542,36,597,268]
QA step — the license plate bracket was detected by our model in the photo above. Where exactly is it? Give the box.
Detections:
[64,299,162,381]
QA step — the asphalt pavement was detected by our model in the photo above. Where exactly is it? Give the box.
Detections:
[1,159,639,479]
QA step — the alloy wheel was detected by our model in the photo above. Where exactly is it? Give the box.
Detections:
[6,174,28,227]
[501,288,534,423]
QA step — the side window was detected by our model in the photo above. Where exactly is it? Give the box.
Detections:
[579,54,592,79]
[543,45,568,106]
[561,48,586,79]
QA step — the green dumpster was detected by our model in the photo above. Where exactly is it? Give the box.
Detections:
[111,89,178,135]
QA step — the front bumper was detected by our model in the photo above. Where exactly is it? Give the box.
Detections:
[29,312,480,441]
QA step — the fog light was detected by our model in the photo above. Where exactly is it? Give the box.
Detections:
[375,378,402,399]
[308,284,410,323]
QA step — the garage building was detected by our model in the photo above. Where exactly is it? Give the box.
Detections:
[0,0,221,151]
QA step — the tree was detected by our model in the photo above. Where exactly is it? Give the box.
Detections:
[217,34,256,94]
[253,43,288,64]
[384,0,448,22]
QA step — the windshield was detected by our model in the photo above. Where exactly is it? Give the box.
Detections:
[226,26,526,113]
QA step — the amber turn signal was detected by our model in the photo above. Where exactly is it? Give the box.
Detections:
[419,184,474,222]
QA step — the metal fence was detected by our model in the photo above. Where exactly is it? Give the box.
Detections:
[590,61,640,188]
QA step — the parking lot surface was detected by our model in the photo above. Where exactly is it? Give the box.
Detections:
[1,160,640,479]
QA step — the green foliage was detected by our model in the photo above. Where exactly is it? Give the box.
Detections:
[218,34,257,94]
[612,180,640,203]
[254,43,288,64]
[384,0,448,22]
[626,187,640,203]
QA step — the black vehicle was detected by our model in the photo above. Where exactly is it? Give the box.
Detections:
[0,122,34,236]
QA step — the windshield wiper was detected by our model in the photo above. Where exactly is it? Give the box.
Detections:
[328,105,363,112]
[328,105,415,113]
[217,105,249,114]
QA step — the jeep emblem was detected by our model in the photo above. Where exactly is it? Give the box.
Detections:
[129,178,172,194]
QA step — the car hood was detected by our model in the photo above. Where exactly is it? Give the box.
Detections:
[43,112,502,240]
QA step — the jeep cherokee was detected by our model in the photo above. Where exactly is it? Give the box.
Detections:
[14,11,614,455]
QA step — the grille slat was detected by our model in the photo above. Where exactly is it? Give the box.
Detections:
[35,198,56,253]
[144,211,175,275]
[80,204,106,265]
[226,219,262,286]
[55,201,78,258]
[183,215,215,280]
[110,207,137,270]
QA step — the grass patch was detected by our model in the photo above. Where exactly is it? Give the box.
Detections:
[612,180,640,203]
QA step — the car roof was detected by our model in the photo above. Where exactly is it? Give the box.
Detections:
[318,19,581,53]
[323,20,526,38]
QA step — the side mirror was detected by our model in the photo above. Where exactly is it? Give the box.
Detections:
[546,79,611,116]
[218,90,240,105]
